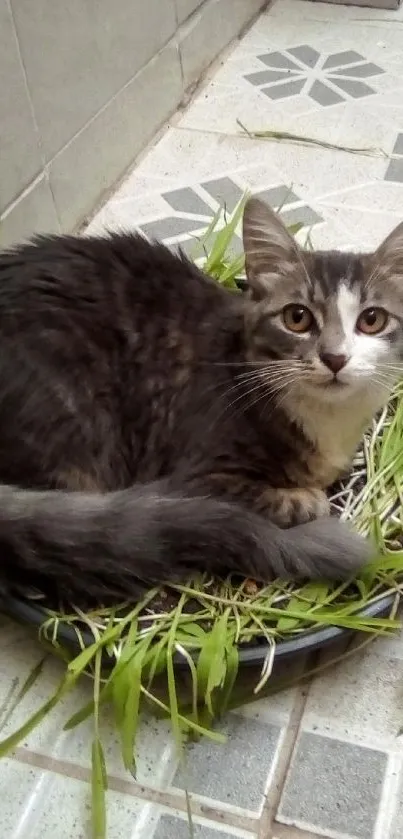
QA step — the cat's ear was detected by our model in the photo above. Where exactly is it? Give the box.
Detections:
[242,198,302,298]
[373,221,403,275]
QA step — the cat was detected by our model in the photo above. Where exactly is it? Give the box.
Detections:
[0,196,401,605]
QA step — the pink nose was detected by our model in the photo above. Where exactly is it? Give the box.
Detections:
[320,353,348,375]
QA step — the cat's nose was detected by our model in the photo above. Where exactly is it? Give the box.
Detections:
[320,352,348,374]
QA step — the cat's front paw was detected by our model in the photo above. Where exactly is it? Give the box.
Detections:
[258,487,330,528]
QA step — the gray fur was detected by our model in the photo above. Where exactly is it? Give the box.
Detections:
[0,483,372,603]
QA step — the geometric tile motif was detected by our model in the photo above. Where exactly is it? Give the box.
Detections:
[244,45,384,106]
[138,177,322,254]
[385,133,403,183]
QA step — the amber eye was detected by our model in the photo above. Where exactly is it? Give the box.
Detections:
[356,307,389,335]
[282,304,314,334]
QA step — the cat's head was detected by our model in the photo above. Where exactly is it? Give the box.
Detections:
[242,197,403,402]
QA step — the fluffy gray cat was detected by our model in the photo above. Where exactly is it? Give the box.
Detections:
[0,198,401,604]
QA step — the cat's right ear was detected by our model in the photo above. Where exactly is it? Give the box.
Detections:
[373,220,403,276]
[243,197,301,299]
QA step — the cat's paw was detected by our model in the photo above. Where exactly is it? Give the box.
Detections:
[259,487,330,527]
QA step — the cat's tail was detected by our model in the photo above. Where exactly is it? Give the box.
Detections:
[0,482,372,603]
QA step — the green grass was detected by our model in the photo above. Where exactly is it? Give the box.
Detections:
[1,195,402,838]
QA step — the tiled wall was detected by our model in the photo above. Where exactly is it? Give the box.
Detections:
[0,0,267,247]
[311,0,400,8]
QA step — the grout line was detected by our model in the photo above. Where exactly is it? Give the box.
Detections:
[0,173,45,220]
[258,654,315,839]
[373,752,401,839]
[272,824,330,839]
[316,201,403,217]
[4,0,64,234]
[5,0,46,171]
[12,747,259,834]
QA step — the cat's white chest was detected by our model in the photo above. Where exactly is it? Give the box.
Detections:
[288,387,388,486]
[304,402,364,477]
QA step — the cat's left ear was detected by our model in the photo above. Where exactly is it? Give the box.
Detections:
[243,197,302,298]
[373,221,403,275]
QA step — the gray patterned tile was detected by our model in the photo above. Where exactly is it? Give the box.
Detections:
[173,713,282,811]
[393,133,403,156]
[262,79,305,100]
[288,45,320,69]
[278,733,387,838]
[309,80,343,106]
[385,132,403,182]
[172,238,203,259]
[201,177,243,212]
[140,216,206,240]
[244,46,384,106]
[281,206,322,228]
[139,180,321,251]
[163,188,212,217]
[258,52,297,71]
[333,62,383,79]
[254,185,299,209]
[244,69,296,87]
[328,78,375,99]
[385,159,403,183]
[323,51,364,70]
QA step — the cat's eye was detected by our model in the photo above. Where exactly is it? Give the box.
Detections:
[356,307,389,335]
[282,304,314,334]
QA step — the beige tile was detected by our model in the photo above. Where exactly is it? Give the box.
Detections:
[0,640,178,788]
[0,0,42,212]
[0,757,156,838]
[49,44,182,231]
[0,758,48,836]
[300,647,403,753]
[178,0,266,89]
[175,0,204,24]
[0,176,60,247]
[12,0,177,160]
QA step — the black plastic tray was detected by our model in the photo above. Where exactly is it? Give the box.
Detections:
[2,591,395,669]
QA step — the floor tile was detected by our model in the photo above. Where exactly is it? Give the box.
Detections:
[312,206,402,252]
[0,757,157,838]
[0,624,178,788]
[173,713,282,813]
[0,619,39,711]
[278,732,388,839]
[299,647,403,754]
[88,139,326,254]
[154,813,254,839]
[0,758,48,838]
[389,763,403,839]
[370,624,403,662]
[60,708,178,788]
[317,181,403,215]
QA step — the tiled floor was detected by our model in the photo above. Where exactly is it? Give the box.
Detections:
[2,1,403,837]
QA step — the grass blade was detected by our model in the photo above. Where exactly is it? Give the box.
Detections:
[196,611,230,715]
[0,672,78,757]
[91,738,107,839]
[0,656,47,732]
[236,119,387,158]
